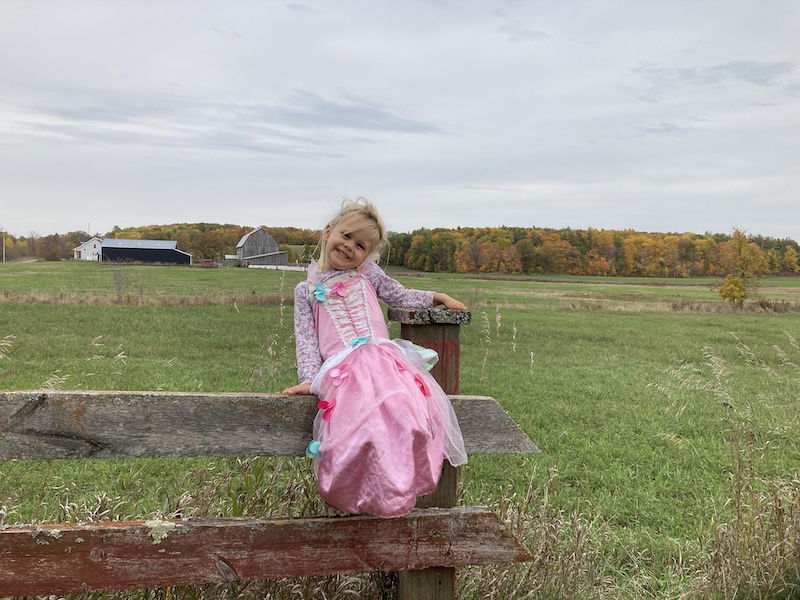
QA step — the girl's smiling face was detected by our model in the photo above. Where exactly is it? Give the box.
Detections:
[323,217,376,271]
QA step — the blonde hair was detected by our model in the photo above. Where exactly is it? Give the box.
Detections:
[317,198,387,271]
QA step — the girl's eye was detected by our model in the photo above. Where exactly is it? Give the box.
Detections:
[357,243,365,250]
[342,232,350,239]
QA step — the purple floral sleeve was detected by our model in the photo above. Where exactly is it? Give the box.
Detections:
[293,281,322,383]
[363,262,434,308]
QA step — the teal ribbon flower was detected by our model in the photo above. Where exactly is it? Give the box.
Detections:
[351,336,370,348]
[314,283,328,302]
[305,440,321,459]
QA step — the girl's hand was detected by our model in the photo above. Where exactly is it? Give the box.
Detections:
[282,382,312,395]
[434,292,468,311]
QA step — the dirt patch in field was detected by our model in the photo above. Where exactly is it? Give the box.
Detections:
[491,299,683,312]
[488,288,671,302]
[490,297,800,313]
[458,276,714,290]
[490,288,571,298]
[759,287,800,296]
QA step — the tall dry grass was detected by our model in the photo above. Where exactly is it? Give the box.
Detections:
[0,334,15,360]
[0,289,287,306]
[461,470,612,599]
[655,333,800,599]
[690,351,800,599]
[246,273,295,392]
[695,476,800,599]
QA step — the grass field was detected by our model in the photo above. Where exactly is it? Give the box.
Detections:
[2,261,800,598]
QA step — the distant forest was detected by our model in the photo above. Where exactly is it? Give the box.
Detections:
[4,223,800,278]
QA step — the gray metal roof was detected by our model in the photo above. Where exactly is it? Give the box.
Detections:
[236,229,261,249]
[101,238,178,250]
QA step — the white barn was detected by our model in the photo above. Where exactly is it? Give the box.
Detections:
[73,237,102,261]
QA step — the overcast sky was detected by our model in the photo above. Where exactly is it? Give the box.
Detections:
[1,1,798,239]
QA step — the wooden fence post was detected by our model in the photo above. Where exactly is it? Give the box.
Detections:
[388,307,471,600]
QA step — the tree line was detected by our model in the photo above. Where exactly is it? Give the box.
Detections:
[3,223,799,278]
[385,227,800,277]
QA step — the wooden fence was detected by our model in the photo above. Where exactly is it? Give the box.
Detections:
[0,308,538,599]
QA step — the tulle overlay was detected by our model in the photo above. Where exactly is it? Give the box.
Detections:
[310,338,467,517]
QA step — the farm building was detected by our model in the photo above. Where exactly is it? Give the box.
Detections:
[234,229,288,266]
[72,237,103,261]
[100,239,192,265]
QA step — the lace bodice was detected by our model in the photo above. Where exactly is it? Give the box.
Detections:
[293,261,434,383]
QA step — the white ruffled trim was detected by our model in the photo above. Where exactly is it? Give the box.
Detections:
[310,337,438,393]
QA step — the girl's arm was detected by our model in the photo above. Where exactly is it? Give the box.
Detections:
[433,292,468,311]
[283,382,311,395]
[282,282,321,395]
[364,262,467,310]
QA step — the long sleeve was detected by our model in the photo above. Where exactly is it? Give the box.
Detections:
[293,281,323,383]
[362,261,434,309]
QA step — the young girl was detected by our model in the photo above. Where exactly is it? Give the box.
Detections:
[282,199,468,518]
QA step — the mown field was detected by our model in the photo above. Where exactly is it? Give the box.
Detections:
[2,261,800,599]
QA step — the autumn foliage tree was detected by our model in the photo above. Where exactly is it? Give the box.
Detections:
[783,245,799,273]
[719,275,748,308]
[455,242,483,273]
[717,229,768,305]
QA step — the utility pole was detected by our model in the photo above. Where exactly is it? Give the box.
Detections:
[1,229,5,263]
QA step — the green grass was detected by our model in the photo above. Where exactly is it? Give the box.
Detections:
[3,260,800,306]
[0,260,305,296]
[2,261,800,597]
[0,303,296,392]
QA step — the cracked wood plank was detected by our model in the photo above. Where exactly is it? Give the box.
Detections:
[0,507,532,596]
[0,391,538,459]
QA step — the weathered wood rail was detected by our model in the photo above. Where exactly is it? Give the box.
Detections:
[0,308,538,599]
[0,508,531,595]
[0,392,533,460]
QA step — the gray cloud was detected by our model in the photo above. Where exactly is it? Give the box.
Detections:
[15,89,440,158]
[24,120,339,158]
[636,60,796,88]
[284,3,320,14]
[498,22,551,43]
[462,185,525,193]
[784,82,800,96]
[33,89,439,133]
[639,122,695,137]
[273,91,442,133]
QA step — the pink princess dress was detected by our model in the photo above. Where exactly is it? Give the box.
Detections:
[293,260,467,518]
